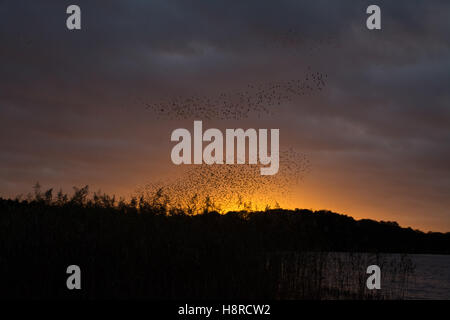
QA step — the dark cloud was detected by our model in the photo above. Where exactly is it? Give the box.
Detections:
[0,0,449,231]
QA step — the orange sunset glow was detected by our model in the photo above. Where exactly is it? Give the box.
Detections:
[2,0,450,303]
[1,1,449,234]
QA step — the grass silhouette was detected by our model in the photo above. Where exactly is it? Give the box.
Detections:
[0,184,448,299]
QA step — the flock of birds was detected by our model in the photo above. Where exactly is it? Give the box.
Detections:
[137,149,310,213]
[142,28,333,120]
[140,28,331,208]
[144,72,327,120]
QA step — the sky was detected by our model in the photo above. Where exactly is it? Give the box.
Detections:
[1,0,449,231]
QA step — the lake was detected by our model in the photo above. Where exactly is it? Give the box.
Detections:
[405,254,450,300]
[273,252,450,299]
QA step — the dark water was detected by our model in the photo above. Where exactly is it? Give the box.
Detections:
[405,254,450,300]
[276,252,449,299]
